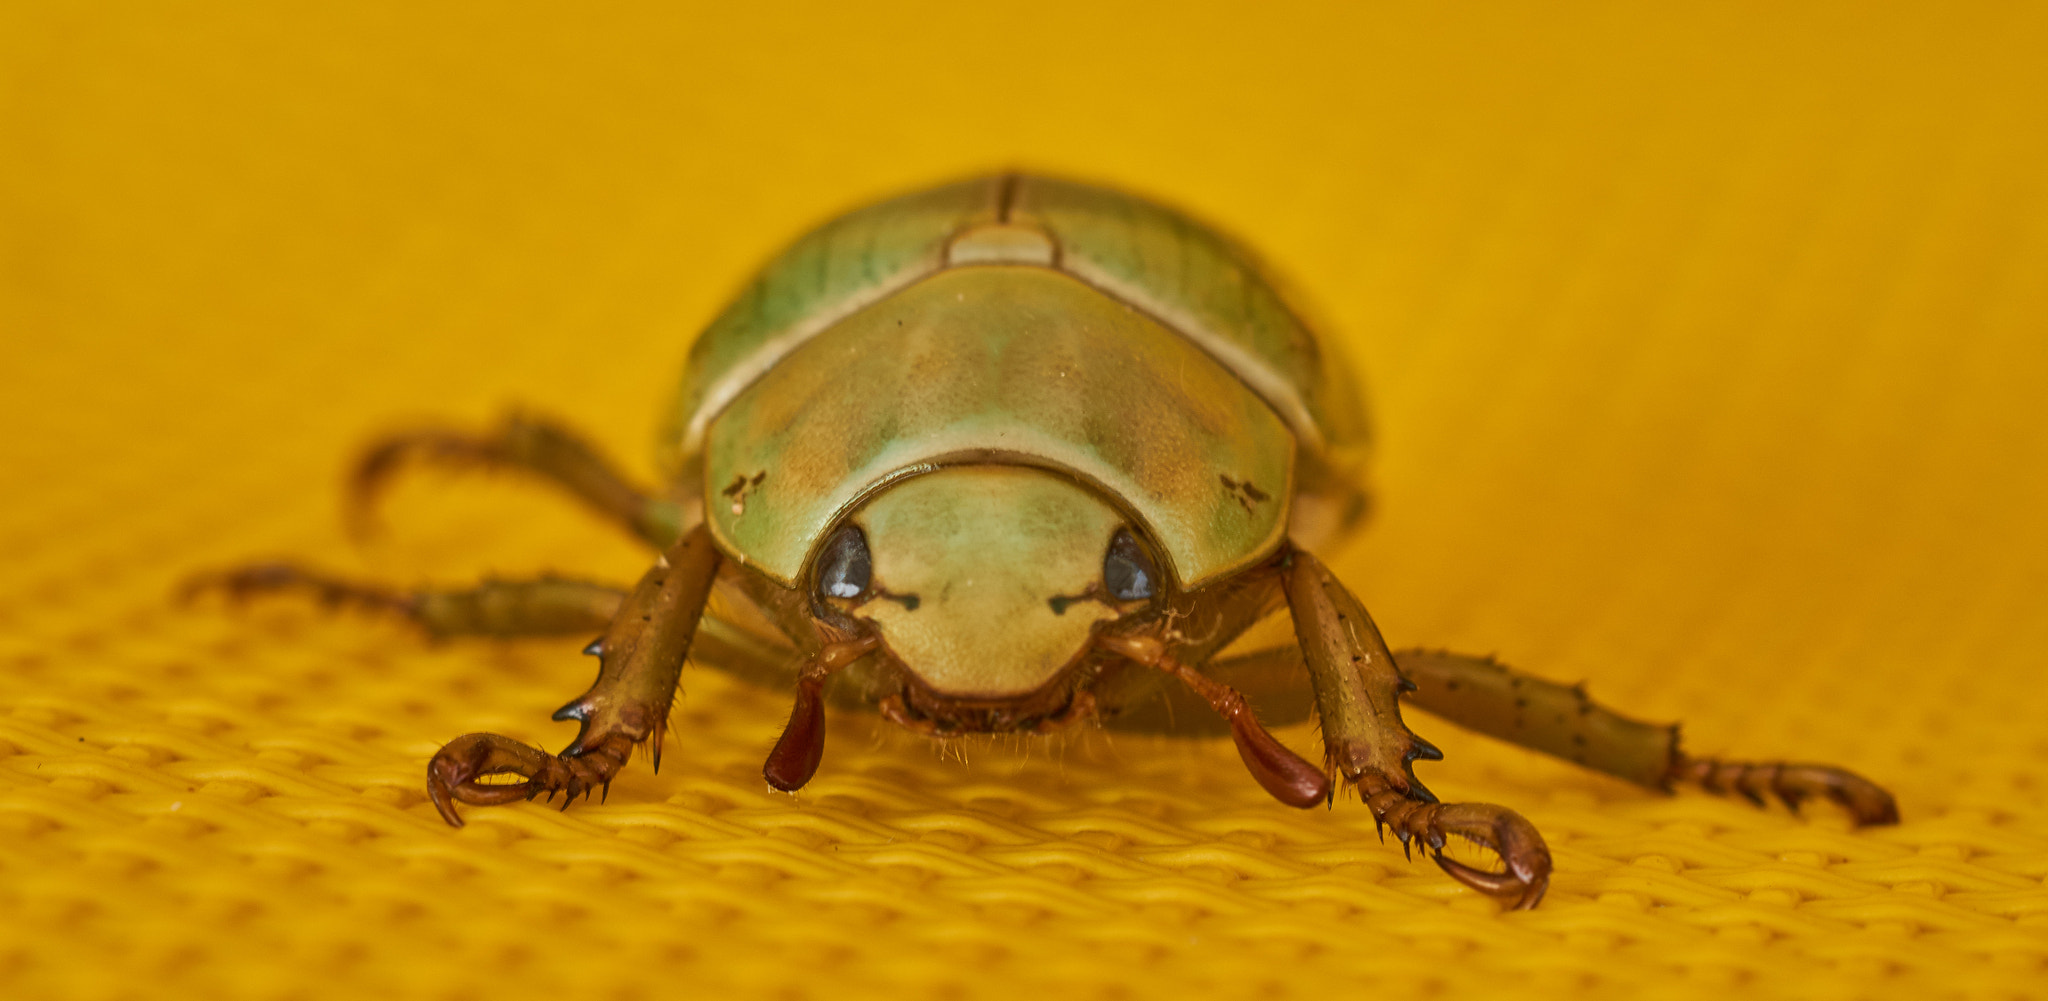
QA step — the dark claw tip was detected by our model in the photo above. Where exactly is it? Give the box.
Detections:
[1407,738,1444,763]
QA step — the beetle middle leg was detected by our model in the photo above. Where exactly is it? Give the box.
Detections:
[1395,649,1899,826]
[427,526,723,825]
[1280,548,1552,909]
[350,410,684,547]
[182,564,627,639]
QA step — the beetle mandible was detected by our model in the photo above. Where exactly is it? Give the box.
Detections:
[195,175,1898,909]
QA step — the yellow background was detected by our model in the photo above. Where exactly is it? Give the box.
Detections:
[4,3,2046,999]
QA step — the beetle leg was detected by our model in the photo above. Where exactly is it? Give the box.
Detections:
[350,410,684,547]
[761,633,881,792]
[1279,547,1439,797]
[1357,772,1551,910]
[426,731,637,822]
[427,527,722,826]
[182,564,626,639]
[1280,548,1553,909]
[1666,755,1899,826]
[1395,649,1899,827]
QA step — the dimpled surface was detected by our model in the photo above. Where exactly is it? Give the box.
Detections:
[3,4,2046,1001]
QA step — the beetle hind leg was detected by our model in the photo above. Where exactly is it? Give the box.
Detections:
[350,410,684,547]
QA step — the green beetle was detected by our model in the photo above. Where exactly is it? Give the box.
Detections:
[198,174,1897,910]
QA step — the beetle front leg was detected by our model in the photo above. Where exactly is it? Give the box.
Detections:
[1282,547,1552,909]
[427,526,722,826]
[1281,548,1437,790]
[1350,772,1551,910]
[351,410,685,547]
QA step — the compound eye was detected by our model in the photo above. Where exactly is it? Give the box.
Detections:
[1103,528,1159,602]
[816,524,872,600]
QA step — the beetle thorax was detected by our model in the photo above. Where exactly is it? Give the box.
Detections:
[835,467,1130,700]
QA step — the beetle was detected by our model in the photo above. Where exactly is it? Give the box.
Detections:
[195,174,1898,909]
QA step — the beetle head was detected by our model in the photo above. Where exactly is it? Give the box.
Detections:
[815,465,1161,701]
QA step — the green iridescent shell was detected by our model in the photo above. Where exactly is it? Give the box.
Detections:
[664,175,1369,589]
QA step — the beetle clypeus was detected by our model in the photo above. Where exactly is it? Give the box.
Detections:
[194,174,1898,909]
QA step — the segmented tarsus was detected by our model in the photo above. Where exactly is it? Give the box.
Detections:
[1353,772,1552,910]
[427,732,640,825]
[1667,754,1900,826]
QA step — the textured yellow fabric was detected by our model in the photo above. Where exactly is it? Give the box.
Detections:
[4,3,2046,999]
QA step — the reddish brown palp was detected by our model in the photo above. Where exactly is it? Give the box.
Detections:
[1100,633,1330,809]
[764,676,827,791]
[1184,662,1331,809]
[763,634,882,792]
[1228,711,1331,808]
